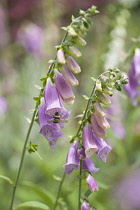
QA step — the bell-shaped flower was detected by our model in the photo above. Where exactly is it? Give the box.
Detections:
[83,159,99,173]
[81,200,90,210]
[66,55,81,74]
[77,147,86,160]
[82,124,98,158]
[86,174,98,192]
[54,69,75,105]
[91,114,106,138]
[57,48,66,64]
[94,113,110,130]
[93,102,106,117]
[44,77,70,127]
[133,48,140,80]
[38,98,63,148]
[64,140,80,174]
[61,65,79,86]
[93,133,112,162]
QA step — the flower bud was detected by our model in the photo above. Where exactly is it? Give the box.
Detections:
[66,55,81,74]
[103,88,113,96]
[97,92,111,105]
[94,113,110,129]
[57,48,66,64]
[74,36,87,46]
[81,201,90,210]
[69,46,82,57]
[54,69,75,105]
[61,65,79,86]
[95,80,102,91]
[68,26,77,36]
[91,115,106,138]
[86,174,98,192]
[93,102,106,117]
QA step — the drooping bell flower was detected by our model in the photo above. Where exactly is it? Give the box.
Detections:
[82,124,98,158]
[61,65,79,86]
[66,55,81,74]
[77,147,86,160]
[94,113,110,130]
[54,69,75,105]
[57,48,66,64]
[86,174,98,192]
[93,133,112,162]
[83,159,99,173]
[64,140,79,174]
[38,98,63,149]
[91,114,106,138]
[44,77,70,128]
[81,200,90,210]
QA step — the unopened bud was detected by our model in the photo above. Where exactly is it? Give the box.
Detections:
[74,36,87,46]
[103,88,113,96]
[68,26,77,36]
[93,102,106,117]
[57,48,66,64]
[69,46,82,57]
[66,55,81,74]
[97,92,111,105]
[94,113,110,129]
[96,80,102,91]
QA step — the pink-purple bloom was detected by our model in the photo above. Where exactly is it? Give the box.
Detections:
[0,96,7,113]
[83,159,99,173]
[81,200,90,210]
[86,174,98,192]
[82,124,98,158]
[64,140,79,174]
[124,48,140,106]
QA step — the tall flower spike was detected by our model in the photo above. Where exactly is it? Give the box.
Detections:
[91,114,106,138]
[94,113,110,129]
[81,200,90,210]
[93,134,112,162]
[83,159,99,173]
[86,174,98,192]
[38,98,63,149]
[64,140,79,174]
[61,65,79,86]
[57,48,66,64]
[44,78,70,125]
[82,123,98,158]
[66,55,81,74]
[54,69,75,105]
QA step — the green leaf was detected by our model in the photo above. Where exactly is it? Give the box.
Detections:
[16,201,50,210]
[40,77,47,82]
[48,59,55,64]
[34,85,42,90]
[24,117,31,124]
[61,27,68,31]
[0,175,13,184]
[30,108,36,113]
[82,95,89,100]
[22,182,55,209]
[91,77,96,81]
[53,175,62,181]
[33,97,40,102]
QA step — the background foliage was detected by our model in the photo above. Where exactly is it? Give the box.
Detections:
[0,0,140,209]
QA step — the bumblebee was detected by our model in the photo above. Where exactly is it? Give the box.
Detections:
[52,111,60,123]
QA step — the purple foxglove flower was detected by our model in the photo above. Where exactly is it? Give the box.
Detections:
[61,65,79,86]
[94,113,110,130]
[74,36,87,46]
[97,92,111,105]
[69,46,82,57]
[0,96,7,113]
[54,69,75,105]
[77,147,86,160]
[83,159,99,173]
[44,77,70,127]
[64,140,79,174]
[66,55,81,74]
[93,102,106,117]
[38,98,63,148]
[81,200,90,210]
[57,48,66,64]
[17,23,43,55]
[93,134,112,162]
[91,114,106,138]
[133,48,140,79]
[82,124,98,158]
[86,174,98,192]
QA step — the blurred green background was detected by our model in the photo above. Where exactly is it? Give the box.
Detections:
[0,0,140,209]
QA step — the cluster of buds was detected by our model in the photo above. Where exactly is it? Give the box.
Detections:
[37,6,99,149]
[64,69,128,208]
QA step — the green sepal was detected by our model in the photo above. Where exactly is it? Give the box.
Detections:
[28,141,38,154]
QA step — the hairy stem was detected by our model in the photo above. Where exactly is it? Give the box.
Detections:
[53,172,66,210]
[9,31,69,210]
[78,160,83,210]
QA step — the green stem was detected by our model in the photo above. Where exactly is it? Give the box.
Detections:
[53,172,66,210]
[78,160,83,210]
[9,31,69,210]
